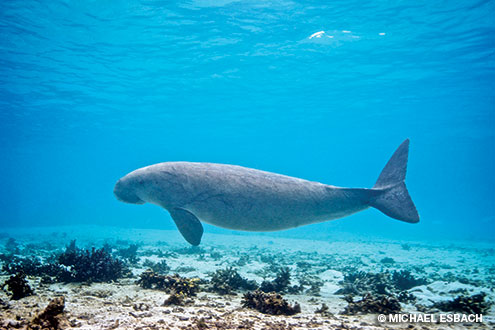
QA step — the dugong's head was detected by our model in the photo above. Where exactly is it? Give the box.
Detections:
[114,171,147,204]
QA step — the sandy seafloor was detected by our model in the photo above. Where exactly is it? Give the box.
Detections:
[0,226,494,330]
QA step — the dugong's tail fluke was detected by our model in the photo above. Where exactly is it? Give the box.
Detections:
[370,139,420,223]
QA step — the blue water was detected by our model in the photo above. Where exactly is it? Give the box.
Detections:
[1,0,493,242]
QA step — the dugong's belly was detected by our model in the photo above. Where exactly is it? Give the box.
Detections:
[186,194,331,231]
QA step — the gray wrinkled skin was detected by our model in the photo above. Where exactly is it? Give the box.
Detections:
[114,140,418,246]
[114,162,374,232]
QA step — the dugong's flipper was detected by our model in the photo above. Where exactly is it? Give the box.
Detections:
[169,208,204,246]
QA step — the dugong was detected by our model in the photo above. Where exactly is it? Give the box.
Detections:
[114,139,419,245]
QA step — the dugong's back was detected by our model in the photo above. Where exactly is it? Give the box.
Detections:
[148,162,334,231]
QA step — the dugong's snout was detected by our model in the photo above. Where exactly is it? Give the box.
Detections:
[114,177,145,204]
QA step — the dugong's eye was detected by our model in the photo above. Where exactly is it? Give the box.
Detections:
[137,178,144,185]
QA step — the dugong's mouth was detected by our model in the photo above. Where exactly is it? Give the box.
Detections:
[113,179,145,204]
